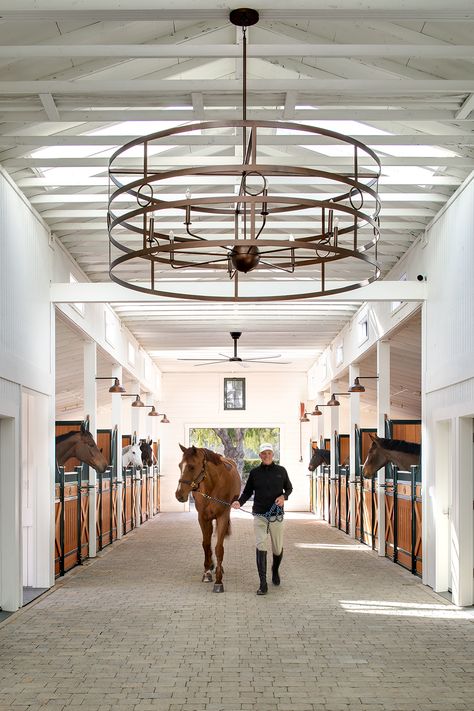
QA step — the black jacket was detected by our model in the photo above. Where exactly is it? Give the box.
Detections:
[238,462,293,514]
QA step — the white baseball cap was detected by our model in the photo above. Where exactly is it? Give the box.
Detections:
[259,442,274,454]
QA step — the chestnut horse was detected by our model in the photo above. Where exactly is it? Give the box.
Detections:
[175,444,241,593]
[362,434,420,478]
[56,424,108,473]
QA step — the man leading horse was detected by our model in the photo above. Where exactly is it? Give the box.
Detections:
[232,442,293,596]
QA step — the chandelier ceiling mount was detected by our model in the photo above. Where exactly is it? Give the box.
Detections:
[107,8,382,302]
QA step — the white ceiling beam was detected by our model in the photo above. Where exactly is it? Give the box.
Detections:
[455,93,474,120]
[38,94,60,121]
[0,44,473,59]
[50,280,426,303]
[0,110,468,122]
[1,132,473,146]
[1,8,473,22]
[1,79,474,94]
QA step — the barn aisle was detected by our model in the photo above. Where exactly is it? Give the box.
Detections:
[0,512,473,711]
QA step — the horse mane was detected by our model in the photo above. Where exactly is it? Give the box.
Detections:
[202,448,223,466]
[378,437,421,455]
[56,429,82,444]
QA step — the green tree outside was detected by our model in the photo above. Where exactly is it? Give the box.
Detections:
[189,427,280,481]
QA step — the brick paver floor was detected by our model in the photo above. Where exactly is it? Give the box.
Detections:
[0,512,473,711]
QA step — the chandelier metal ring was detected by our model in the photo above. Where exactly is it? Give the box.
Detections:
[107,10,383,302]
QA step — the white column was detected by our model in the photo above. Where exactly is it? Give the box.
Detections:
[349,364,360,538]
[130,380,141,526]
[0,413,21,611]
[313,391,324,518]
[329,384,339,527]
[112,364,123,539]
[452,416,474,606]
[377,340,391,556]
[83,341,97,558]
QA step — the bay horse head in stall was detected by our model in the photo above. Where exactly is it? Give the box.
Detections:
[175,444,241,593]
[362,434,421,478]
[56,423,108,473]
[308,447,349,471]
[122,444,143,468]
[308,447,331,471]
[139,439,155,467]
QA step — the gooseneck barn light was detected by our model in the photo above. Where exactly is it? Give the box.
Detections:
[108,8,382,302]
[347,375,379,393]
[146,405,170,423]
[95,376,126,393]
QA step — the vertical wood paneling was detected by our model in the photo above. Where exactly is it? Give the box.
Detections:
[0,174,52,389]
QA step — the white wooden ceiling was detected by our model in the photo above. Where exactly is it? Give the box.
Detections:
[1,1,472,372]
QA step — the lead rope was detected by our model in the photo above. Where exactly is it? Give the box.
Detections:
[194,491,284,532]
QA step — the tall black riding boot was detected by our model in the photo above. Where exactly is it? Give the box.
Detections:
[256,549,268,595]
[272,550,283,586]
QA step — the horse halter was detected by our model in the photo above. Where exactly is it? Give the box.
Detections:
[179,453,207,490]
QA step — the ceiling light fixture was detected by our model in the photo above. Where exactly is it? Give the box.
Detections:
[122,393,145,407]
[95,376,126,393]
[108,8,382,303]
[146,405,170,422]
[347,375,379,393]
[326,392,352,407]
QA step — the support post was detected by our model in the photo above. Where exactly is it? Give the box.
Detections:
[112,364,123,539]
[83,341,97,558]
[330,388,339,527]
[349,364,360,538]
[377,340,390,556]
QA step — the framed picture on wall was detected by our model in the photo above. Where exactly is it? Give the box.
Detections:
[224,378,246,410]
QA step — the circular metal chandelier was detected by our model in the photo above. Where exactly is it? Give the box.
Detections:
[108,8,382,302]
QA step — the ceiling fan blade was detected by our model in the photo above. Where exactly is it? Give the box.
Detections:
[193,360,227,367]
[242,354,284,361]
[243,359,291,364]
[177,357,226,361]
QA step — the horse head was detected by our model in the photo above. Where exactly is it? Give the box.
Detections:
[139,439,154,467]
[57,428,108,473]
[175,444,205,503]
[362,434,387,478]
[123,444,143,468]
[308,447,329,471]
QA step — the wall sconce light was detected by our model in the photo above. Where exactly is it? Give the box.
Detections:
[146,405,170,423]
[300,412,311,423]
[347,375,379,393]
[327,392,351,407]
[95,376,126,393]
[311,404,331,416]
[122,393,145,407]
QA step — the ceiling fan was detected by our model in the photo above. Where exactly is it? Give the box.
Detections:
[178,332,291,367]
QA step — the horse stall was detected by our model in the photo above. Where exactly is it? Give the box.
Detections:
[95,428,118,551]
[383,419,422,576]
[55,421,89,576]
[334,433,350,533]
[355,427,378,549]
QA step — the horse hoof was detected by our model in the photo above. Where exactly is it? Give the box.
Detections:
[213,583,224,593]
[202,571,213,583]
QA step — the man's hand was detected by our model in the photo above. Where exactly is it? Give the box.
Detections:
[231,501,241,509]
[275,496,285,507]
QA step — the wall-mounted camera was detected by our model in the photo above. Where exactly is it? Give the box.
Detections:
[416,274,427,282]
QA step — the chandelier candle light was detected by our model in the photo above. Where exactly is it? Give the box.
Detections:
[108,8,381,302]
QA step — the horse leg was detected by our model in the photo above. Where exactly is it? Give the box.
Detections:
[199,515,214,582]
[213,512,229,593]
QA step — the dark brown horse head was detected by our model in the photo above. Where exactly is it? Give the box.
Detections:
[56,424,108,473]
[362,434,420,478]
[175,444,205,503]
[308,447,330,471]
[139,439,154,467]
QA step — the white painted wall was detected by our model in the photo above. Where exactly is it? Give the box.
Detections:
[421,173,474,606]
[160,371,310,512]
[0,170,54,609]
[308,170,474,606]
